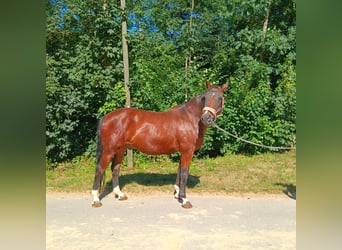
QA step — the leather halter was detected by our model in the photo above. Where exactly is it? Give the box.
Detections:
[202,106,217,121]
[201,93,224,122]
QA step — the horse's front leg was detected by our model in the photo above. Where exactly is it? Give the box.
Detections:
[111,148,127,201]
[177,151,193,209]
[179,166,192,208]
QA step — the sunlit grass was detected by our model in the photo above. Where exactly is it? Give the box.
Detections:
[46,150,296,196]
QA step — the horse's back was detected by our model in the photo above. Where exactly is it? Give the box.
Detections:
[104,107,180,127]
[101,107,194,155]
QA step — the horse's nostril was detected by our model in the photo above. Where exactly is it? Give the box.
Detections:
[201,113,214,125]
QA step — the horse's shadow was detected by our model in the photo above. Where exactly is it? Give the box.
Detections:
[100,173,200,200]
[275,183,296,200]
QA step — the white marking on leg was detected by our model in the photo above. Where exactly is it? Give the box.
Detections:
[182,198,189,205]
[92,190,100,204]
[174,184,180,199]
[113,186,125,199]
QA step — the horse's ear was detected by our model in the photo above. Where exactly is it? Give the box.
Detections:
[206,80,212,90]
[221,82,229,92]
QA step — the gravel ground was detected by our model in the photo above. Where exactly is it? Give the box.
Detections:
[46,193,296,250]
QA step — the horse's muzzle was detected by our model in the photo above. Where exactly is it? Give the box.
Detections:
[201,107,217,125]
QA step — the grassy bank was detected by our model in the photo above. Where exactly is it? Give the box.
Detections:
[46,150,296,197]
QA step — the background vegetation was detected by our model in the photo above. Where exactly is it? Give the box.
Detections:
[46,0,296,163]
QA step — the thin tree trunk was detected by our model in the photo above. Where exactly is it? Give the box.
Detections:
[121,0,133,168]
[184,0,194,101]
[103,0,107,11]
[262,1,272,40]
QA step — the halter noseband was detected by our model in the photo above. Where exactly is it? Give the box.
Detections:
[202,106,217,121]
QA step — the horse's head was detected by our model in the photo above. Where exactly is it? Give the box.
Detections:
[201,80,229,126]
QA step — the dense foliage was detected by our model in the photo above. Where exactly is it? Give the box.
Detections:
[46,0,296,163]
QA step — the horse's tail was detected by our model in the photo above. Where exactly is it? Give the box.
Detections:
[96,116,104,165]
[96,116,105,193]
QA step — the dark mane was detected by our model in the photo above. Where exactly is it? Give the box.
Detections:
[170,93,203,111]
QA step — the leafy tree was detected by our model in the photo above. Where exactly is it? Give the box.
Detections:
[46,0,296,163]
[46,0,124,162]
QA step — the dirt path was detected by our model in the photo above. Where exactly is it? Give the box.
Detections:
[46,193,296,250]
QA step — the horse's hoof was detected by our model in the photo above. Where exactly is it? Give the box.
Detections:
[115,194,128,201]
[119,195,128,201]
[91,201,102,208]
[174,190,179,199]
[182,201,193,209]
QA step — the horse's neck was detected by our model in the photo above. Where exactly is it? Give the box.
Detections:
[177,95,208,149]
[195,121,208,150]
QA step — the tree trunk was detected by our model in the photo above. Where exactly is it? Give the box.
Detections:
[184,0,195,101]
[262,1,272,40]
[121,0,133,168]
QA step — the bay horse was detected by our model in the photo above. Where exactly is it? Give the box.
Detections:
[91,80,229,208]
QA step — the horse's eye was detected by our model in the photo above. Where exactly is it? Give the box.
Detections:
[201,96,205,103]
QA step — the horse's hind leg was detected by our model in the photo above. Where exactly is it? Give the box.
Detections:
[111,147,127,200]
[174,163,181,199]
[91,152,113,207]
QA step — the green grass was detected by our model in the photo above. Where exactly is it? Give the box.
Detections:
[46,150,296,196]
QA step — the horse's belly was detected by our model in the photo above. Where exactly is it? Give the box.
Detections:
[137,147,177,155]
[128,136,179,155]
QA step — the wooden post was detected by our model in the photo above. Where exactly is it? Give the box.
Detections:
[121,0,133,168]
